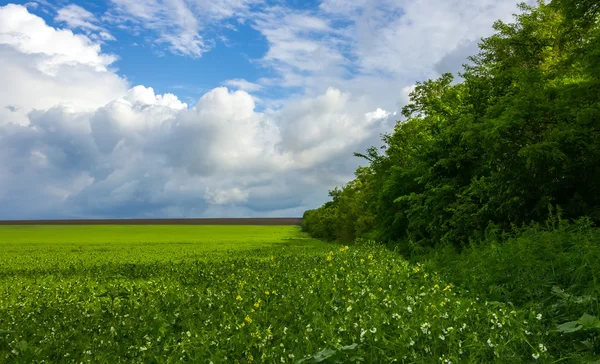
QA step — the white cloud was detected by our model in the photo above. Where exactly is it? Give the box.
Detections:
[0,4,128,125]
[0,6,385,218]
[56,4,101,32]
[105,0,262,57]
[0,1,540,218]
[224,78,263,92]
[56,4,116,42]
[0,4,117,75]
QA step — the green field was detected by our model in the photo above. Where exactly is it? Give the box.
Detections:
[0,226,548,363]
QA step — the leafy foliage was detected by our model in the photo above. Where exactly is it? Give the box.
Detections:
[0,226,550,363]
[303,0,600,249]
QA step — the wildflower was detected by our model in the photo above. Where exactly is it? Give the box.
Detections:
[347,306,352,312]
[420,322,431,334]
[409,339,415,346]
[536,314,542,321]
[245,316,253,324]
[186,331,191,337]
[370,328,377,334]
[283,327,288,335]
[439,334,445,341]
[532,353,540,360]
[407,306,413,313]
[539,344,547,352]
[487,338,495,348]
[236,295,243,301]
[265,290,270,295]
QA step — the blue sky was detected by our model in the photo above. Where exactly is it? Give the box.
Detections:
[0,0,533,219]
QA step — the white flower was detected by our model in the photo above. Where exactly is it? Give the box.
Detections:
[370,328,377,334]
[439,335,445,341]
[487,338,495,348]
[532,353,540,359]
[409,339,415,346]
[407,306,413,313]
[539,344,547,352]
[347,306,353,312]
[536,314,542,321]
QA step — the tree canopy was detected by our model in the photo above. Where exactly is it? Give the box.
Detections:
[302,0,600,250]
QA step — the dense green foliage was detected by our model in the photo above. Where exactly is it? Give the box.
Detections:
[0,226,552,363]
[425,216,600,361]
[301,1,600,361]
[302,0,600,248]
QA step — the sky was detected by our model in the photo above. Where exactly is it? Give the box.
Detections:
[0,0,533,219]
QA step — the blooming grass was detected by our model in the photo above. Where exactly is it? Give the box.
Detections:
[0,226,549,363]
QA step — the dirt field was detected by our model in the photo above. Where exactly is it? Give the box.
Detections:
[0,218,302,225]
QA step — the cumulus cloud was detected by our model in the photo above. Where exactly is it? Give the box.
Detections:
[0,1,539,219]
[0,4,127,126]
[0,4,389,218]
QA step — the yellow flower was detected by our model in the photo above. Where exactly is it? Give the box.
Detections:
[443,285,452,291]
[434,284,439,290]
[236,295,243,301]
[265,290,270,295]
[245,316,253,324]
[339,246,349,252]
[360,259,365,263]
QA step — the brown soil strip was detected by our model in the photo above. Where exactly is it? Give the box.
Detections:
[0,218,302,226]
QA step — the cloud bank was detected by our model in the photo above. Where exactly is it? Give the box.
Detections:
[0,1,531,218]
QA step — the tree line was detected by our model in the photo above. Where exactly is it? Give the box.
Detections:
[302,0,600,252]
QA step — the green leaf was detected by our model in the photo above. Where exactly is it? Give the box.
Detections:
[574,340,594,351]
[312,348,338,362]
[339,343,358,351]
[577,313,600,330]
[556,320,582,333]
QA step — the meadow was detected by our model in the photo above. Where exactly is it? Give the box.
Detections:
[0,225,551,363]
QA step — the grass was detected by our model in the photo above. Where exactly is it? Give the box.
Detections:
[0,225,551,363]
[419,217,600,362]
